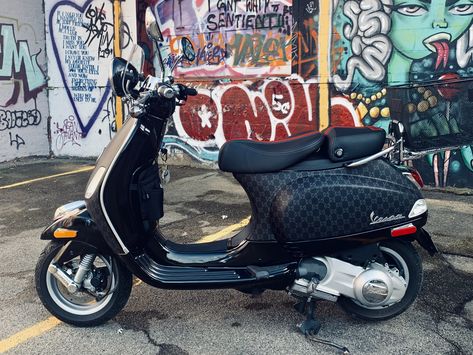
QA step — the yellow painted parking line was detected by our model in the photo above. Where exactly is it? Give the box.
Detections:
[196,217,250,244]
[0,217,251,352]
[0,166,95,190]
[0,317,61,353]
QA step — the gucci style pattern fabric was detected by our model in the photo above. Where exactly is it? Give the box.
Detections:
[235,159,422,242]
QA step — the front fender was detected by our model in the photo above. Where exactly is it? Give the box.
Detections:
[41,207,111,254]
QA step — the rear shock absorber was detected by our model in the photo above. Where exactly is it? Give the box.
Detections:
[74,254,96,284]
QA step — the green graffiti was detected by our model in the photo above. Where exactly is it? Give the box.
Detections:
[0,24,46,97]
[389,0,473,85]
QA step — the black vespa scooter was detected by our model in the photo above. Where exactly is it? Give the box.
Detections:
[35,7,437,338]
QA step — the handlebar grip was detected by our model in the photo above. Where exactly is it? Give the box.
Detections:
[186,87,198,96]
[157,86,175,99]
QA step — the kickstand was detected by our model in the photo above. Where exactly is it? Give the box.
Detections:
[296,300,351,355]
[297,300,321,336]
[307,335,351,355]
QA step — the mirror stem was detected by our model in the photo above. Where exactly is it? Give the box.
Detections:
[155,41,166,82]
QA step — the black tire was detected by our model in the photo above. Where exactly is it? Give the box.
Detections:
[338,240,423,321]
[35,241,133,327]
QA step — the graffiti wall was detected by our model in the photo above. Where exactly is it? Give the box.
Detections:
[1,0,472,188]
[45,0,137,157]
[331,0,473,187]
[145,0,473,188]
[0,2,49,161]
[155,0,294,77]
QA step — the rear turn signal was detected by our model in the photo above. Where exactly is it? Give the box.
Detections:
[403,168,424,189]
[391,224,417,238]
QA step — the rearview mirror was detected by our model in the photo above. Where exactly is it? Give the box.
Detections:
[145,7,163,42]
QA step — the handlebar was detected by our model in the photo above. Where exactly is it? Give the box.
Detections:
[157,83,198,100]
[185,87,198,96]
[136,90,155,105]
[134,82,197,108]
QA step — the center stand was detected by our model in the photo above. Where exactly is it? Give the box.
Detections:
[294,299,350,355]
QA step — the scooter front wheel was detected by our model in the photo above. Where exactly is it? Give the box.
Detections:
[35,241,132,327]
[338,240,423,321]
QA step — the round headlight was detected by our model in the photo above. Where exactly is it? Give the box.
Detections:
[109,58,128,97]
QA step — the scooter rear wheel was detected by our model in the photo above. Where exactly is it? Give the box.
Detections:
[35,241,132,327]
[338,240,422,321]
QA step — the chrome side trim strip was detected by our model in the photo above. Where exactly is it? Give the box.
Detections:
[99,119,138,255]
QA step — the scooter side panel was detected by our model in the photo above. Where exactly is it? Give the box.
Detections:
[234,171,294,241]
[236,159,423,243]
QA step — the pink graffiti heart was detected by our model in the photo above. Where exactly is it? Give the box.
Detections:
[49,0,111,136]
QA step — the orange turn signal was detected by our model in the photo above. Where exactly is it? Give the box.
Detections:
[53,228,78,239]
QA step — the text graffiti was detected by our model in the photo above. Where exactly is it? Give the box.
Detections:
[168,76,319,159]
[158,0,293,77]
[0,108,42,131]
[83,2,131,58]
[8,132,26,150]
[49,0,130,137]
[0,24,46,103]
[54,115,82,151]
[207,0,292,33]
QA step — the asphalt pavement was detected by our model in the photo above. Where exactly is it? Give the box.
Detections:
[0,158,472,355]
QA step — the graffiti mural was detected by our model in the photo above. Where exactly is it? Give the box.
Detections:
[45,0,137,157]
[0,24,46,104]
[153,0,294,77]
[139,0,473,188]
[165,76,320,160]
[2,0,471,188]
[330,0,473,187]
[0,7,49,162]
[164,75,362,161]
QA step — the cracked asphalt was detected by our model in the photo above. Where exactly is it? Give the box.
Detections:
[0,158,472,354]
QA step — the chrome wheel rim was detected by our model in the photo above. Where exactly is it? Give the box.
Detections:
[46,255,117,316]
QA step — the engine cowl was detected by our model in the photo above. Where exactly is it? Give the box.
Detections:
[290,257,407,307]
[353,262,407,307]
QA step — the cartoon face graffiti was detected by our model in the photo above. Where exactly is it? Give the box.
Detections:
[334,0,473,187]
[389,0,473,66]
[334,0,473,88]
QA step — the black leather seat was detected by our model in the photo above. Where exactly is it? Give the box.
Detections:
[323,127,386,163]
[219,127,386,174]
[218,132,325,173]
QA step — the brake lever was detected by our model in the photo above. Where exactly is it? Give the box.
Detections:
[136,90,154,105]
[175,98,186,106]
[130,91,154,117]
